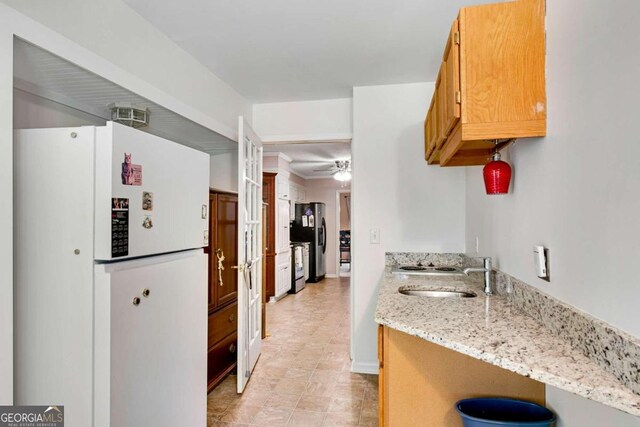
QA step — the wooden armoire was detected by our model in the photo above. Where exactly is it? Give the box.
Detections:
[205,190,239,392]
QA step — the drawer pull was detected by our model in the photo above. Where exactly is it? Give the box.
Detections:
[229,343,236,353]
[229,314,235,323]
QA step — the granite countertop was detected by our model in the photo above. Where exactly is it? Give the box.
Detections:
[375,269,640,416]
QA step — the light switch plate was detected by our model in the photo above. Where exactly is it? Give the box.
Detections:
[533,245,549,281]
[204,230,209,246]
[201,204,208,219]
[370,228,380,244]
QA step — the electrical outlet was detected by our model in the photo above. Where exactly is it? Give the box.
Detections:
[370,228,380,244]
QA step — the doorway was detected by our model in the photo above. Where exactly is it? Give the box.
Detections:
[336,190,351,278]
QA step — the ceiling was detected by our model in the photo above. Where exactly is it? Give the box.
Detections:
[123,0,494,103]
[264,142,351,178]
[13,39,235,153]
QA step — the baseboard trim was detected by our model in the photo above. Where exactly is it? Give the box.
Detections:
[325,274,338,278]
[269,292,289,303]
[351,361,379,375]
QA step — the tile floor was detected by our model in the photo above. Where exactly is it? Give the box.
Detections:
[207,277,379,427]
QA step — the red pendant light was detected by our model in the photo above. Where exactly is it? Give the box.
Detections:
[483,150,512,195]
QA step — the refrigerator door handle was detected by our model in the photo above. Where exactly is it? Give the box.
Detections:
[321,218,327,254]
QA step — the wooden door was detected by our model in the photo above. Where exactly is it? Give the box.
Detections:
[443,19,461,136]
[214,194,239,308]
[262,173,276,299]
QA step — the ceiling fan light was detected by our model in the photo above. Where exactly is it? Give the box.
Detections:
[334,170,352,181]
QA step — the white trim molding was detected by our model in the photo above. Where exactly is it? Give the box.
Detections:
[261,132,352,145]
[351,361,379,375]
[262,152,293,163]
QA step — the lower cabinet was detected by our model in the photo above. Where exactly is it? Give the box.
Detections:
[208,302,238,391]
[378,326,545,427]
[275,251,291,298]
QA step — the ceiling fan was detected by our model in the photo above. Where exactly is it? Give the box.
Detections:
[313,160,352,181]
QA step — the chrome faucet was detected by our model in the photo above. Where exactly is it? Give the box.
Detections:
[463,257,493,295]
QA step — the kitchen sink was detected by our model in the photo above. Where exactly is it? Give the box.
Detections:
[391,266,466,276]
[398,288,477,298]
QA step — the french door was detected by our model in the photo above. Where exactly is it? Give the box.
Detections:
[236,116,263,393]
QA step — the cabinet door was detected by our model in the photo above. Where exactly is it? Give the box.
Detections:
[435,63,447,149]
[443,19,461,136]
[213,194,239,308]
[207,193,216,311]
[275,256,291,297]
[276,175,290,200]
[277,199,291,252]
[425,98,436,160]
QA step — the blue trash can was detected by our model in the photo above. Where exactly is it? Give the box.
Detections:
[456,398,556,427]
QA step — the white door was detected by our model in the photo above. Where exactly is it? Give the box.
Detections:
[236,116,263,393]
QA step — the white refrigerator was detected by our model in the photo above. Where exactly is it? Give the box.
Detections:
[14,122,210,427]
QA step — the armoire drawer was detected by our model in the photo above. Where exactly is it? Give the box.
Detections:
[208,302,237,348]
[207,332,237,384]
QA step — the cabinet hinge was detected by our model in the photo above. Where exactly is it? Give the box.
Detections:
[455,91,461,104]
[454,32,460,45]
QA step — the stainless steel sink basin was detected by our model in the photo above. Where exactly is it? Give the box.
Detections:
[398,288,477,298]
[391,266,465,276]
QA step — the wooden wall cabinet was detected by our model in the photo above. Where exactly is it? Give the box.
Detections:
[425,0,546,167]
[206,190,239,392]
[378,325,545,426]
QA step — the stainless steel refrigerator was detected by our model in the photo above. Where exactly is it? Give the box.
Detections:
[290,202,326,282]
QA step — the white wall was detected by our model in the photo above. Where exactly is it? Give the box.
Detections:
[13,88,105,129]
[546,387,640,427]
[351,82,466,372]
[464,1,640,425]
[253,98,352,142]
[209,152,238,193]
[305,178,351,277]
[0,16,12,404]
